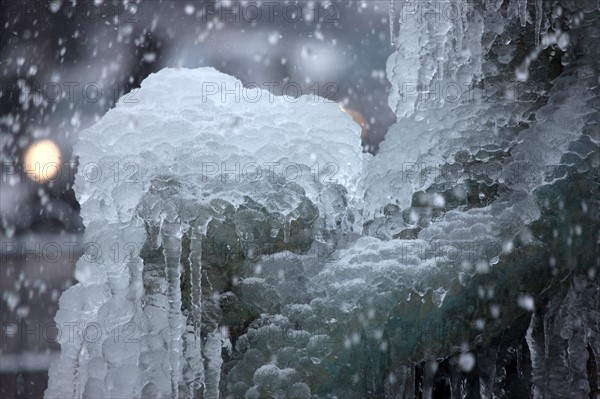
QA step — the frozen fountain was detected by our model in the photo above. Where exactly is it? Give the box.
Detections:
[47,1,599,398]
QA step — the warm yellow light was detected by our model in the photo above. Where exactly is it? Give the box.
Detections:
[24,139,62,183]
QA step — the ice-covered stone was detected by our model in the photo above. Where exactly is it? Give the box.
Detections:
[46,67,364,399]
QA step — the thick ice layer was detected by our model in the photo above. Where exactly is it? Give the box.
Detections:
[226,2,599,397]
[48,2,600,398]
[373,0,598,215]
[46,67,364,399]
[74,67,364,224]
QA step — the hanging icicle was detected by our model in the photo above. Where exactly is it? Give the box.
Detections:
[518,0,528,27]
[535,0,543,46]
[389,0,396,45]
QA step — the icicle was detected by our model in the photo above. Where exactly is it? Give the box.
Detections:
[161,220,185,399]
[478,346,499,399]
[203,328,224,399]
[182,224,205,397]
[535,0,543,46]
[283,216,291,243]
[422,361,436,399]
[189,225,203,355]
[389,0,396,45]
[518,0,528,27]
[508,0,519,23]
[449,365,462,399]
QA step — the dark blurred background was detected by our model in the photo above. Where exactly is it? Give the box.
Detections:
[1,1,396,397]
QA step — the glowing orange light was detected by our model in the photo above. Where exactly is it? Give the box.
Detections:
[340,106,368,141]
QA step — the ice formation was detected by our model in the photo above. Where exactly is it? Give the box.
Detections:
[47,1,599,398]
[45,67,365,399]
